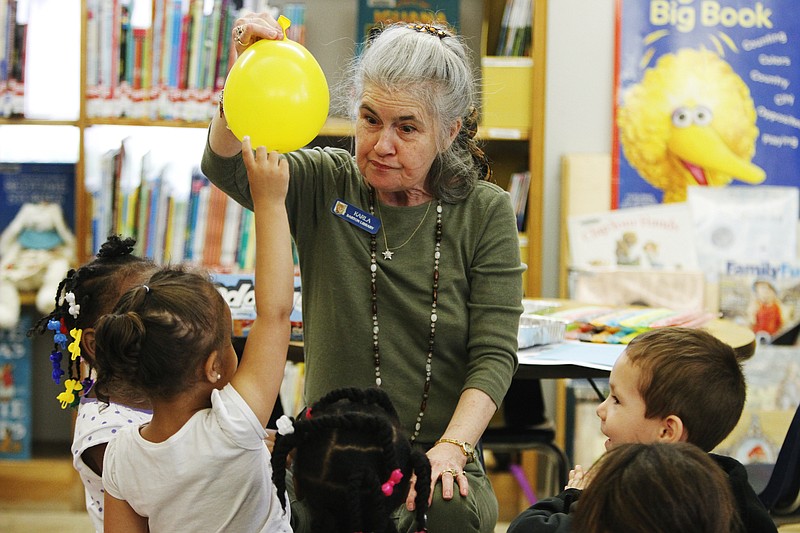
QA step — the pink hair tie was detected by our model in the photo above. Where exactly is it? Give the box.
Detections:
[304,408,312,419]
[381,468,403,496]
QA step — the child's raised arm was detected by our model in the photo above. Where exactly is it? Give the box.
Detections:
[231,136,293,426]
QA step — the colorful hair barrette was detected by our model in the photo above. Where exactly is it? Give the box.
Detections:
[381,468,403,496]
[64,291,81,319]
[276,415,295,436]
[56,378,83,410]
[68,328,82,361]
[49,350,65,384]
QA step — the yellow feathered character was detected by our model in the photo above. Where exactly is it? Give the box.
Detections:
[617,48,766,203]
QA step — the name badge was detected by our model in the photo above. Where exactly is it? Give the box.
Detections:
[331,199,381,235]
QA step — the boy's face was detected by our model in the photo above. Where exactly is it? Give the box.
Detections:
[596,351,667,450]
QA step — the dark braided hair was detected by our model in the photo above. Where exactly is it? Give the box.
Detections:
[29,235,157,408]
[272,387,431,533]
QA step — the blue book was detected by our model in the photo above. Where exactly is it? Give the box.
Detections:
[0,162,76,232]
[0,313,33,460]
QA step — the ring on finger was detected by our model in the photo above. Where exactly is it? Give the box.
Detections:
[234,25,246,46]
[441,468,462,477]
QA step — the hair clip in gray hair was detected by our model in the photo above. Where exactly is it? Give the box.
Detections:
[407,23,449,39]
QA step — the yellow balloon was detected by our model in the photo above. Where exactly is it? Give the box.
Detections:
[223,16,329,153]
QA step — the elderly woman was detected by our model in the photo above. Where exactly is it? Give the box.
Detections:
[202,13,524,533]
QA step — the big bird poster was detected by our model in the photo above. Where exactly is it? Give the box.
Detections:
[614,0,800,208]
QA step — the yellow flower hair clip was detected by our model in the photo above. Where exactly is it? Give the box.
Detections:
[68,328,82,361]
[56,379,83,409]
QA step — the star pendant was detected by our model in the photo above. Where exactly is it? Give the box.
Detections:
[382,249,395,260]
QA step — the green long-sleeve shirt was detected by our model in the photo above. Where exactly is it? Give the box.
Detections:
[202,143,524,443]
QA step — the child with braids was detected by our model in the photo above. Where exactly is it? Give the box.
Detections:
[271,386,432,533]
[30,234,157,533]
[94,138,293,533]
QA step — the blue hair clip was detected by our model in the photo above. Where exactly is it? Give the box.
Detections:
[49,350,65,384]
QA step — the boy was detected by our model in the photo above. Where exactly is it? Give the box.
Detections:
[507,327,777,533]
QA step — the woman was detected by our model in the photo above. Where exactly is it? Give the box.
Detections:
[202,12,524,533]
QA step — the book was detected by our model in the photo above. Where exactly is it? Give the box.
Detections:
[356,0,460,49]
[718,259,800,344]
[567,202,699,271]
[0,313,33,459]
[0,162,76,233]
[496,0,532,57]
[688,186,799,282]
[201,183,229,268]
[212,272,256,337]
[507,171,530,231]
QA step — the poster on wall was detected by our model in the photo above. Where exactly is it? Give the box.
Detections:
[613,0,800,209]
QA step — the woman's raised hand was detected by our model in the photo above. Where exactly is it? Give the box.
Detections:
[231,11,284,56]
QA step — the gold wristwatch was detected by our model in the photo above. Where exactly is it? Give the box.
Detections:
[435,438,477,463]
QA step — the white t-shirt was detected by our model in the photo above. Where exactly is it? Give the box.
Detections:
[72,398,153,533]
[103,384,291,532]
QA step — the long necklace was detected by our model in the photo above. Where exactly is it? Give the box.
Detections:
[369,188,443,442]
[375,199,432,260]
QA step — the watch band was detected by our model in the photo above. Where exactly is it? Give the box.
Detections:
[434,438,476,463]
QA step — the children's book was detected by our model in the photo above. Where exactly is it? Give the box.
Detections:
[0,162,76,232]
[718,260,800,344]
[356,0,460,50]
[567,202,698,270]
[688,186,799,282]
[0,314,32,460]
[213,273,256,338]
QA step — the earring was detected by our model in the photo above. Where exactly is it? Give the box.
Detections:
[216,373,221,380]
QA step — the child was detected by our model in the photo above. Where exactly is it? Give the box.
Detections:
[507,327,777,533]
[30,235,157,533]
[572,442,743,533]
[95,138,294,532]
[271,386,432,533]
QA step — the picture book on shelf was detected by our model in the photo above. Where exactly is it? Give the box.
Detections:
[356,0,460,50]
[688,186,799,282]
[213,271,303,342]
[567,202,698,270]
[0,162,76,232]
[0,314,33,460]
[719,259,800,344]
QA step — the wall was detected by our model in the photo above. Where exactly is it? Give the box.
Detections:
[541,0,616,296]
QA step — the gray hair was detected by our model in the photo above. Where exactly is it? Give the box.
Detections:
[337,23,488,203]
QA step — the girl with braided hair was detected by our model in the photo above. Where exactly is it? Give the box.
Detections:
[94,139,294,533]
[272,387,431,533]
[29,234,157,533]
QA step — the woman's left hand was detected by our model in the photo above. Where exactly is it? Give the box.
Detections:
[405,444,470,510]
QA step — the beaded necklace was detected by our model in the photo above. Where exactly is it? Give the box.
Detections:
[368,188,443,442]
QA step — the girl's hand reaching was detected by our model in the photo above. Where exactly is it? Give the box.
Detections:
[241,137,289,208]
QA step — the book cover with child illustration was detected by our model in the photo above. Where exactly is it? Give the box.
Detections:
[719,259,800,343]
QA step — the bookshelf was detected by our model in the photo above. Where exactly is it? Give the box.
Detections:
[0,0,547,509]
[1,0,546,292]
[0,0,547,506]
